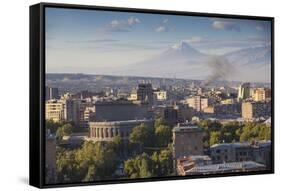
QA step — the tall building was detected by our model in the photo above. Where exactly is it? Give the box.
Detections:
[45,87,59,100]
[45,100,65,122]
[62,99,81,127]
[237,83,250,101]
[242,101,271,121]
[186,96,208,112]
[172,125,204,159]
[253,88,271,102]
[137,83,154,104]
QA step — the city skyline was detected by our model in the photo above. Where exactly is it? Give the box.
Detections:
[46,8,271,83]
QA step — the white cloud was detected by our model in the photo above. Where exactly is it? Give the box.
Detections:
[155,26,167,32]
[163,19,168,23]
[211,19,241,32]
[102,17,141,32]
[128,17,141,25]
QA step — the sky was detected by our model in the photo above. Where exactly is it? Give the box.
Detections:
[46,7,271,81]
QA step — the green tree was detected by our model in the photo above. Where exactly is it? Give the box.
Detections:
[56,123,73,141]
[56,141,119,183]
[75,141,118,181]
[151,145,173,176]
[155,125,172,147]
[129,123,155,148]
[155,118,168,127]
[46,119,62,134]
[258,124,271,140]
[124,153,154,178]
[210,131,221,145]
[56,149,80,183]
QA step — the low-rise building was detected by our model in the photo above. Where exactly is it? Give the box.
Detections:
[180,161,265,175]
[176,155,212,175]
[154,90,167,101]
[210,141,271,168]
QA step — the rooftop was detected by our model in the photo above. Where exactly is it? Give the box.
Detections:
[89,119,153,125]
[186,161,265,174]
[173,125,202,132]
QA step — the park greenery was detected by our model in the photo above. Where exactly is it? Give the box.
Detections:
[46,118,271,182]
[198,119,271,147]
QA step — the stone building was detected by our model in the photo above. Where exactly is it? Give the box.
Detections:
[89,119,153,142]
[172,125,204,159]
[93,100,151,122]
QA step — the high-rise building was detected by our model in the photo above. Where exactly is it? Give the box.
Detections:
[172,125,204,159]
[62,99,81,127]
[45,87,59,100]
[237,83,250,101]
[45,100,64,122]
[253,88,271,102]
[186,96,208,112]
[137,83,154,104]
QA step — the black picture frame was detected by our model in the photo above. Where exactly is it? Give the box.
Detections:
[30,2,274,188]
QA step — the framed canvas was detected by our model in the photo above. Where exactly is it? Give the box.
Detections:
[30,2,274,188]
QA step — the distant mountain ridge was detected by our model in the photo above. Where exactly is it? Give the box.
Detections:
[115,41,271,82]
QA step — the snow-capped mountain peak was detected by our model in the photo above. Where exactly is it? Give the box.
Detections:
[164,41,205,59]
[171,41,191,50]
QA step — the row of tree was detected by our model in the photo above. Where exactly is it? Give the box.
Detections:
[123,118,174,178]
[124,145,173,179]
[56,140,120,183]
[198,119,271,146]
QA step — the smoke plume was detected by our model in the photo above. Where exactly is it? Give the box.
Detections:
[202,56,235,86]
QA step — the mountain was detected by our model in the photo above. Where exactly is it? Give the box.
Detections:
[224,45,271,67]
[114,41,271,82]
[115,41,209,79]
[162,41,207,60]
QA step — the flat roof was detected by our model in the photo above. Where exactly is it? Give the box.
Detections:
[173,125,202,132]
[186,161,265,173]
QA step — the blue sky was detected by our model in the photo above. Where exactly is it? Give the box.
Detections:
[46,7,271,75]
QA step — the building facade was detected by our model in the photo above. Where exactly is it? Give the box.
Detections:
[172,125,204,159]
[210,141,271,168]
[89,119,153,142]
[93,100,151,122]
[237,82,250,101]
[242,101,271,121]
[253,88,271,102]
[137,83,154,104]
[45,87,59,100]
[45,100,65,122]
[186,96,208,112]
